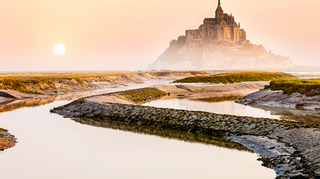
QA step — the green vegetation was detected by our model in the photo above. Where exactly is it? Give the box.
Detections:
[0,71,133,80]
[0,71,206,94]
[173,72,297,84]
[114,88,167,104]
[265,79,320,96]
[74,78,83,84]
[0,71,206,81]
[0,79,55,94]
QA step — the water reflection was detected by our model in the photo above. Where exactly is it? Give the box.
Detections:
[73,118,251,152]
[145,93,320,124]
[0,96,58,113]
[188,95,245,103]
[0,101,276,179]
[0,80,173,113]
[144,97,283,120]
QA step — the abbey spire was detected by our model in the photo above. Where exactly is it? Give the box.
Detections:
[215,0,224,19]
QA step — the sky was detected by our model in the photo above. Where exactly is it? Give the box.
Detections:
[0,0,319,71]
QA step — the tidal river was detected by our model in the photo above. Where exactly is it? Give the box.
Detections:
[0,82,277,179]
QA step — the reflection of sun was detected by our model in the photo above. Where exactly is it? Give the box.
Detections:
[53,44,66,56]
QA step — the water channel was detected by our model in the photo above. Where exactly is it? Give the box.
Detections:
[0,82,279,179]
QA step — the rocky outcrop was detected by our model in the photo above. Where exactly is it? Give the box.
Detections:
[236,89,320,110]
[271,128,320,177]
[148,38,294,70]
[0,128,16,151]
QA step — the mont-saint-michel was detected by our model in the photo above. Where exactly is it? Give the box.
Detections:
[2,0,320,179]
[148,0,294,70]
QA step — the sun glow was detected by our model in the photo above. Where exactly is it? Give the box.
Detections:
[53,44,66,56]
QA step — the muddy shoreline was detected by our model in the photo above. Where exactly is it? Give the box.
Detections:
[51,98,320,178]
[0,128,16,151]
[2,71,320,177]
[0,71,206,151]
[237,89,320,111]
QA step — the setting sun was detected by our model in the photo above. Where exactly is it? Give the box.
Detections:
[53,44,66,56]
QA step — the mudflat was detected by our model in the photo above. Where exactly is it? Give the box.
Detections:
[51,99,320,178]
[237,89,320,110]
[0,128,16,151]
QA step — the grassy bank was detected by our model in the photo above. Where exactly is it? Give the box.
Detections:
[0,71,206,94]
[108,88,167,104]
[0,79,55,94]
[0,71,206,81]
[265,79,320,96]
[173,72,297,84]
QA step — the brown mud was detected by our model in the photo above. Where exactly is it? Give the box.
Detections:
[0,128,16,151]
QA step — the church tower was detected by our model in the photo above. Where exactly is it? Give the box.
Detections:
[215,0,224,20]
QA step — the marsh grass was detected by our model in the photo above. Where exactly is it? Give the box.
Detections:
[115,88,167,104]
[0,71,206,94]
[265,79,320,96]
[0,79,55,94]
[0,71,207,81]
[173,72,297,84]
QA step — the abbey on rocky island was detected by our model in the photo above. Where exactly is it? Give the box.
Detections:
[148,0,293,70]
[186,0,246,46]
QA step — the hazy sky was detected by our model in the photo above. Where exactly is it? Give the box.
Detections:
[0,0,319,71]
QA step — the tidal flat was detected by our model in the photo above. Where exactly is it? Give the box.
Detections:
[0,99,276,179]
[51,92,320,178]
[2,70,320,178]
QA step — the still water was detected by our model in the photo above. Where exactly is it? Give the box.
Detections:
[143,97,282,119]
[0,84,276,179]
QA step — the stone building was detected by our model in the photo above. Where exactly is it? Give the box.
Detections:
[186,0,246,47]
[147,0,294,70]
